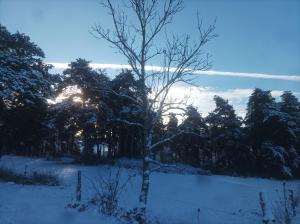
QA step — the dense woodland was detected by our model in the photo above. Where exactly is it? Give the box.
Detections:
[1,24,300,179]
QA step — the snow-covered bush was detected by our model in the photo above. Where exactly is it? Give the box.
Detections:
[121,207,161,224]
[90,168,132,216]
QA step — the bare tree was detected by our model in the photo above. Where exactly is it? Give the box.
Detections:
[92,0,216,222]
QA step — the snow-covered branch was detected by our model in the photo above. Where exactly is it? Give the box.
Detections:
[150,130,183,150]
[145,156,176,173]
[109,118,144,128]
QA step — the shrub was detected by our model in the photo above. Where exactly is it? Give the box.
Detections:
[0,166,60,186]
[90,168,133,216]
[29,171,60,186]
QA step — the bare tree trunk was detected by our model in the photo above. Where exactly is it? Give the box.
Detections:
[92,1,216,223]
[139,157,150,222]
[138,59,151,222]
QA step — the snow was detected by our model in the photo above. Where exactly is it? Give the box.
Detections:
[0,155,300,224]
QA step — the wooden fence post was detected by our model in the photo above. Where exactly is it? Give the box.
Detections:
[76,170,81,202]
[259,192,275,224]
[24,164,28,176]
[289,189,296,217]
[197,208,200,224]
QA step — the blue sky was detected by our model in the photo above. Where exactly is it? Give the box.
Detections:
[0,0,299,116]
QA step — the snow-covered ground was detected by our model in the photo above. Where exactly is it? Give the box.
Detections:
[0,155,299,224]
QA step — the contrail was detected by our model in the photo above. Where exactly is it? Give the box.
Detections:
[48,62,300,82]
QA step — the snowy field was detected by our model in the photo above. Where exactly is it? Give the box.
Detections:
[0,155,299,224]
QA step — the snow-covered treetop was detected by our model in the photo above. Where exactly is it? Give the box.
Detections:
[0,24,58,108]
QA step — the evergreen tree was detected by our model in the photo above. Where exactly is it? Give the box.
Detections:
[279,91,300,149]
[151,112,166,161]
[245,88,277,148]
[48,99,82,156]
[166,113,178,135]
[110,70,143,158]
[57,59,111,158]
[245,88,300,178]
[0,24,58,155]
[177,106,208,166]
[206,96,251,172]
[279,91,300,177]
[60,58,109,104]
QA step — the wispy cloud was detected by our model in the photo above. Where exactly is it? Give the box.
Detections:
[49,62,300,82]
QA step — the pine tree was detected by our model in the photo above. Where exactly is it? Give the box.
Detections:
[279,91,300,149]
[48,99,83,156]
[166,113,178,135]
[245,88,300,178]
[56,58,111,159]
[206,96,249,172]
[177,106,208,166]
[0,24,58,155]
[110,70,143,158]
[151,112,166,161]
[279,91,300,177]
[60,58,110,104]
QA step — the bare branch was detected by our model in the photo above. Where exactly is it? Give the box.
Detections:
[92,1,217,220]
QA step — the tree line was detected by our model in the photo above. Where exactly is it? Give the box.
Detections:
[0,24,299,179]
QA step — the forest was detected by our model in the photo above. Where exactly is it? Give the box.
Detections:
[1,0,300,223]
[1,23,299,180]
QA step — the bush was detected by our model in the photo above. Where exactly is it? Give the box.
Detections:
[30,171,60,186]
[90,168,133,216]
[0,166,60,186]
[0,166,21,182]
[121,207,146,224]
